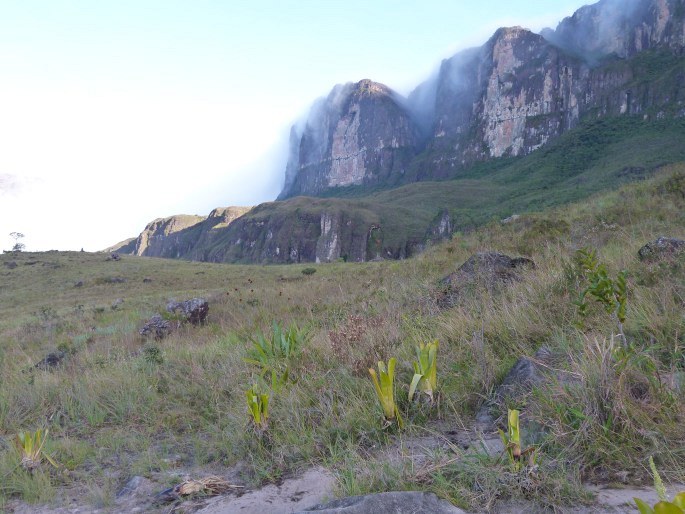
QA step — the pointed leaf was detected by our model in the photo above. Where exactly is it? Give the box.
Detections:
[672,493,685,509]
[634,499,655,514]
[408,373,423,402]
[653,502,684,514]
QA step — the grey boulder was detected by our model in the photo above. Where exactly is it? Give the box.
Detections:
[166,297,209,325]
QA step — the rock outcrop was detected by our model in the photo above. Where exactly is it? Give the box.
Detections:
[438,252,535,308]
[638,236,685,260]
[279,80,421,198]
[114,207,251,259]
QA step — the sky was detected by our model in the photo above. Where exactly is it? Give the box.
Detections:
[0,0,591,252]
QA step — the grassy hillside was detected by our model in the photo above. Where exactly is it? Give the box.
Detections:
[1,167,684,511]
[203,115,685,263]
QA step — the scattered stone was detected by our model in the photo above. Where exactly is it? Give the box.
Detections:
[111,298,124,310]
[107,277,126,284]
[35,351,67,371]
[139,315,173,340]
[476,346,556,427]
[74,280,84,288]
[110,252,121,261]
[438,251,535,307]
[638,236,685,262]
[143,277,152,283]
[299,491,465,514]
[117,476,149,498]
[24,260,38,266]
[166,298,209,325]
[501,214,521,224]
[3,261,17,269]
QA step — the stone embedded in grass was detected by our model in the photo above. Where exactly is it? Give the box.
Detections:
[3,260,17,269]
[437,251,535,308]
[34,350,66,371]
[166,298,209,325]
[139,315,173,340]
[638,236,685,262]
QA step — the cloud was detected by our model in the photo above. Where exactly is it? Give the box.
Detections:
[0,174,20,195]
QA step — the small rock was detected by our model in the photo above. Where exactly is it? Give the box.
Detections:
[116,476,148,498]
[501,214,520,224]
[143,277,152,283]
[110,252,121,261]
[166,298,209,325]
[35,351,66,371]
[476,346,555,427]
[299,491,465,513]
[111,298,124,310]
[139,315,173,339]
[3,261,17,269]
[638,237,685,262]
[74,280,84,288]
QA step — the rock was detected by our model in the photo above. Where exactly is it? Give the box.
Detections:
[438,252,535,307]
[139,315,173,339]
[638,237,685,262]
[299,491,465,514]
[35,351,66,371]
[117,476,149,498]
[110,252,121,261]
[143,277,152,283]
[3,261,17,269]
[166,298,209,325]
[74,280,84,288]
[111,298,124,310]
[476,346,554,427]
[501,214,520,224]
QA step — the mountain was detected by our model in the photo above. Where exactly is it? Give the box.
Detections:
[112,207,250,259]
[279,80,421,199]
[112,0,685,264]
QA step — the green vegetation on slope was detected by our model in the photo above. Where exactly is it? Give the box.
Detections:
[1,166,684,510]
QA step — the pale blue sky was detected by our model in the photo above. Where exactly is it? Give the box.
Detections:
[0,1,589,251]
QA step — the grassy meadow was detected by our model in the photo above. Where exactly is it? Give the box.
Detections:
[1,166,684,511]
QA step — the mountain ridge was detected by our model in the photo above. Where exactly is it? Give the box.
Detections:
[110,0,685,263]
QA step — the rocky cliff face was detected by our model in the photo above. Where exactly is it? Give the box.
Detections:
[542,0,684,60]
[282,0,685,186]
[111,0,685,265]
[116,207,251,259]
[279,80,421,198]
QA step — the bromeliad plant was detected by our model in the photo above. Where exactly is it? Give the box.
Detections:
[408,340,438,403]
[369,358,403,428]
[634,457,685,513]
[498,409,536,472]
[245,385,270,432]
[574,247,628,344]
[16,428,58,472]
[245,322,308,388]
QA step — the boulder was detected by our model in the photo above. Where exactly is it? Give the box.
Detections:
[476,346,553,427]
[3,261,17,269]
[166,298,209,325]
[638,237,685,262]
[139,315,173,340]
[35,350,66,371]
[298,491,465,514]
[438,252,535,307]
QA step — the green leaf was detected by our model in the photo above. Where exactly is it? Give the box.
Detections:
[634,498,655,514]
[672,493,685,509]
[408,373,423,402]
[653,502,684,514]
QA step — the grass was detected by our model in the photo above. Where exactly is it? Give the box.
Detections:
[1,166,684,510]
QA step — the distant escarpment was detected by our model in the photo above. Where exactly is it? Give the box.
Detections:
[279,79,421,199]
[112,207,251,259]
[110,0,685,264]
[281,0,685,190]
